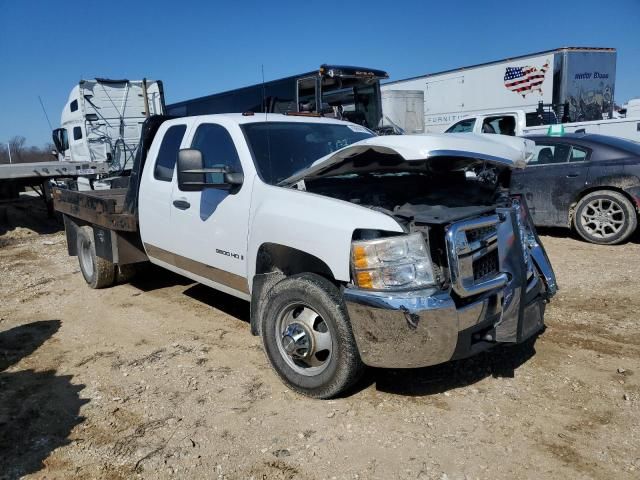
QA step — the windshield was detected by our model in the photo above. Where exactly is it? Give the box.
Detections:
[242,121,374,185]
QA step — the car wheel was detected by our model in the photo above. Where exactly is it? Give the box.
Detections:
[261,273,364,399]
[77,226,116,288]
[573,190,638,245]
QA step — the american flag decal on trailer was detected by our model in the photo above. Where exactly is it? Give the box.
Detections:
[504,61,549,97]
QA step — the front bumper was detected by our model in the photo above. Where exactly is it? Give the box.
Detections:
[344,201,557,369]
[344,276,547,368]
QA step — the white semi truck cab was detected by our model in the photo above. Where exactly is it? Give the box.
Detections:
[52,78,165,170]
[54,113,557,398]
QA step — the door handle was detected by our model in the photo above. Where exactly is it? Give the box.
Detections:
[172,199,190,210]
[566,173,579,178]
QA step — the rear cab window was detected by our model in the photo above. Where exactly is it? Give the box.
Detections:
[72,126,83,141]
[154,124,187,181]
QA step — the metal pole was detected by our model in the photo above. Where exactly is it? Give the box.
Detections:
[142,78,150,118]
[6,143,12,164]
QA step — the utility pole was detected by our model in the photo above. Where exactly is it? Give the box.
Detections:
[6,143,12,164]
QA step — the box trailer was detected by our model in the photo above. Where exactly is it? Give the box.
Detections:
[380,90,425,134]
[382,47,617,133]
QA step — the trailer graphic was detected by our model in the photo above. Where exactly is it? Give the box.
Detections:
[503,60,550,97]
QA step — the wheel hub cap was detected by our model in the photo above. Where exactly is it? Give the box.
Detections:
[580,198,624,239]
[275,304,333,376]
[282,322,313,358]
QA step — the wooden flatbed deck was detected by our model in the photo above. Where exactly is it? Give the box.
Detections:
[52,188,137,231]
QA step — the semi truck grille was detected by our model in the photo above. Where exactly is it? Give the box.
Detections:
[446,215,508,297]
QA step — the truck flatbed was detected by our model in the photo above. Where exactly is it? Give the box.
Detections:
[52,187,137,231]
[0,161,108,180]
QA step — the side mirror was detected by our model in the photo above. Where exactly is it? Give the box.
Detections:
[177,149,244,192]
[85,113,99,122]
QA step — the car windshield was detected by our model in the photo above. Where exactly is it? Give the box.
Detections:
[587,134,640,155]
[242,121,374,185]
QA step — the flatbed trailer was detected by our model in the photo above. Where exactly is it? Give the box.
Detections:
[0,160,109,213]
[52,187,136,231]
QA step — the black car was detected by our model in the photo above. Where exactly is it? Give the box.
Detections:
[511,134,640,244]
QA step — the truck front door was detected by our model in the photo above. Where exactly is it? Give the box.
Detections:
[170,120,252,298]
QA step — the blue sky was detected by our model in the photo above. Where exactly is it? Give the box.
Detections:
[1,0,638,146]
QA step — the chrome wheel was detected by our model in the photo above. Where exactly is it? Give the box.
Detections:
[79,237,94,279]
[275,303,333,376]
[579,198,625,240]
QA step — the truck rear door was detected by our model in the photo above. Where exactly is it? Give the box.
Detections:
[138,120,191,255]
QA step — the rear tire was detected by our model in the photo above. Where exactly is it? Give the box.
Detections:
[77,226,115,289]
[116,264,138,284]
[260,273,364,399]
[573,190,637,245]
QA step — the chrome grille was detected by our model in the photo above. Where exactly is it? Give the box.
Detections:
[466,225,497,244]
[473,249,499,281]
[446,215,508,297]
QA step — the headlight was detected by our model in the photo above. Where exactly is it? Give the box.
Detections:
[351,233,435,290]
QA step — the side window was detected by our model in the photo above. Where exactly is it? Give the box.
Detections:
[191,123,242,183]
[70,100,78,112]
[483,116,516,135]
[529,144,571,165]
[154,124,187,182]
[481,118,497,134]
[569,146,588,162]
[446,118,475,133]
[526,111,557,126]
[73,126,83,141]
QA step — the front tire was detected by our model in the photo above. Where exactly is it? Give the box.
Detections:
[261,273,364,399]
[77,226,116,289]
[573,190,637,245]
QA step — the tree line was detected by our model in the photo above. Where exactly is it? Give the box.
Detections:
[0,136,56,164]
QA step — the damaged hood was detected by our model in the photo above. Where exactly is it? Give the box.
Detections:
[280,133,535,185]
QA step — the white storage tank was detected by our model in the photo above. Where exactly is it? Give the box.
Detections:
[381,90,425,134]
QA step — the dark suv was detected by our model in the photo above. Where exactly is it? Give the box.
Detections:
[511,134,640,244]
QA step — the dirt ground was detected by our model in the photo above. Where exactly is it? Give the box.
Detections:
[1,195,639,480]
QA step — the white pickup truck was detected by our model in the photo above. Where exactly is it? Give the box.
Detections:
[54,113,557,398]
[445,109,640,142]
